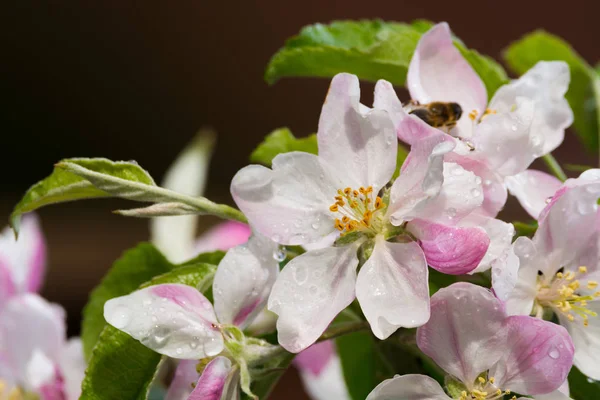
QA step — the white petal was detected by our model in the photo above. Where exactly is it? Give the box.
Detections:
[0,214,46,296]
[366,374,451,400]
[295,341,351,400]
[491,61,572,155]
[472,97,537,177]
[231,153,340,245]
[213,233,279,329]
[388,134,455,224]
[318,73,397,191]
[560,300,600,380]
[409,162,483,224]
[150,133,214,263]
[0,294,65,386]
[492,237,538,316]
[104,284,224,359]
[268,245,359,353]
[407,22,487,139]
[417,283,507,385]
[463,215,515,273]
[58,338,86,400]
[356,237,430,339]
[165,360,199,400]
[506,170,563,219]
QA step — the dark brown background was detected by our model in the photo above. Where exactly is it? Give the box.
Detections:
[1,1,598,398]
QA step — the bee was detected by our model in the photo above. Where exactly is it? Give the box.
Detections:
[404,101,463,132]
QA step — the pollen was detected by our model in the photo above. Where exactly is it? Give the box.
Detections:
[458,376,507,400]
[328,186,386,236]
[536,267,600,327]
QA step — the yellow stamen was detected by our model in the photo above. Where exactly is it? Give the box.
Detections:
[579,266,588,273]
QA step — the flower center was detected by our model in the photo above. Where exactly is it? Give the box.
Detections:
[0,381,24,400]
[536,266,600,326]
[329,186,385,236]
[458,377,512,400]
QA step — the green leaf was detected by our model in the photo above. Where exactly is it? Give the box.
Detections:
[337,330,379,400]
[80,264,217,400]
[11,158,246,234]
[504,30,600,151]
[513,220,538,238]
[392,143,410,179]
[568,366,600,400]
[250,127,318,167]
[81,243,175,360]
[10,158,154,234]
[265,20,508,99]
[241,353,295,400]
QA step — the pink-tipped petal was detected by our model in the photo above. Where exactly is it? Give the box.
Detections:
[366,374,451,400]
[356,237,430,339]
[490,316,574,396]
[491,61,572,156]
[407,23,487,139]
[463,215,515,274]
[408,219,489,275]
[104,284,223,359]
[195,222,251,254]
[506,170,563,220]
[0,214,47,295]
[213,234,279,329]
[318,73,397,192]
[231,154,339,246]
[188,357,234,400]
[417,283,507,385]
[268,245,359,353]
[166,360,200,400]
[295,341,351,400]
[0,294,65,388]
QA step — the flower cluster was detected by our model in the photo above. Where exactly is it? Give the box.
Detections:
[6,20,596,400]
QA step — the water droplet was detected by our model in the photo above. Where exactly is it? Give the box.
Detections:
[446,208,457,218]
[293,266,308,285]
[142,326,171,349]
[151,315,158,323]
[531,135,542,146]
[588,377,597,384]
[273,248,287,262]
[110,306,131,329]
[548,347,559,359]
[309,285,318,295]
[451,166,464,176]
[272,234,281,243]
[483,179,492,186]
[511,124,518,131]
[471,188,481,197]
[311,221,320,230]
[176,347,183,355]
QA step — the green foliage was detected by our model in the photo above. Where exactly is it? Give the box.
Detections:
[392,144,409,179]
[337,330,379,400]
[265,20,508,99]
[504,30,600,151]
[568,366,600,400]
[10,158,154,235]
[80,265,217,400]
[242,353,296,400]
[250,127,318,166]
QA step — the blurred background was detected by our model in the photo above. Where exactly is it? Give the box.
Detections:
[1,1,598,398]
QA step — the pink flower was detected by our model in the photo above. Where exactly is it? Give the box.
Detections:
[232,73,493,352]
[294,341,350,400]
[367,283,574,400]
[104,233,280,400]
[493,170,600,380]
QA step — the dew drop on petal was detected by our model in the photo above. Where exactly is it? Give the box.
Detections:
[110,306,131,329]
[273,247,287,262]
[471,188,481,197]
[293,266,308,285]
[511,124,518,131]
[548,347,559,359]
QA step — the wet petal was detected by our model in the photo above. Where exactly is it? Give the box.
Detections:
[366,374,451,400]
[188,357,234,400]
[407,22,487,138]
[268,245,359,353]
[166,360,200,400]
[559,300,600,380]
[231,154,340,245]
[104,284,224,359]
[491,61,572,155]
[150,133,214,263]
[490,316,574,396]
[416,283,507,385]
[356,237,430,339]
[408,219,489,275]
[472,97,536,177]
[213,234,279,329]
[318,73,397,192]
[0,214,46,295]
[463,215,515,274]
[506,170,563,219]
[195,222,251,254]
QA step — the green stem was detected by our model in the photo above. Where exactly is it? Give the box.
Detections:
[317,320,370,342]
[542,153,567,182]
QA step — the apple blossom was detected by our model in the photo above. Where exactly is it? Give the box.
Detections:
[373,22,573,220]
[104,233,280,399]
[232,72,495,352]
[493,170,600,381]
[294,341,350,400]
[367,283,574,400]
